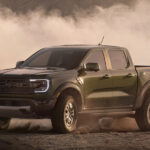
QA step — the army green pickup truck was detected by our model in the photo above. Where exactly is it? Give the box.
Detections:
[0,45,150,133]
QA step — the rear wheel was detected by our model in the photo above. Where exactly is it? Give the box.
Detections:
[51,92,78,133]
[135,97,150,130]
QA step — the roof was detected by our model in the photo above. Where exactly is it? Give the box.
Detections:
[44,44,126,50]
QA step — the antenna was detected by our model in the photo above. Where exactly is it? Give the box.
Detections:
[98,36,104,46]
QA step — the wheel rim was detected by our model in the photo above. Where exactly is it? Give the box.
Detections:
[64,100,75,128]
[147,103,150,124]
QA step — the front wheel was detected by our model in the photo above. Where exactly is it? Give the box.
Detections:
[51,92,78,133]
[135,97,150,130]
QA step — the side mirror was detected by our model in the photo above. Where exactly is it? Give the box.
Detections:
[84,63,100,72]
[16,61,24,68]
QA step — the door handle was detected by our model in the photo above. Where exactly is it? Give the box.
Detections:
[102,74,111,79]
[126,73,134,77]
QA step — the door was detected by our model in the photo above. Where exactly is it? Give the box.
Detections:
[79,49,113,109]
[107,49,137,108]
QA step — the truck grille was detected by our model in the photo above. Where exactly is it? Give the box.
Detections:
[0,78,34,94]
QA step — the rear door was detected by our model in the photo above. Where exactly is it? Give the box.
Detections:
[107,48,137,108]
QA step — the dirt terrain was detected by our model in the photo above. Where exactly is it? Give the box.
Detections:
[0,117,150,150]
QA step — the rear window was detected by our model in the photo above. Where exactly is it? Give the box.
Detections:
[108,50,128,70]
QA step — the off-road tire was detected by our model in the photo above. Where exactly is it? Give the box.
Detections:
[135,97,150,131]
[51,92,78,133]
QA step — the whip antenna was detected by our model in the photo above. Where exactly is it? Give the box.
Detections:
[98,36,104,46]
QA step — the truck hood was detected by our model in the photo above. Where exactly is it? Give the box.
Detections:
[0,68,66,76]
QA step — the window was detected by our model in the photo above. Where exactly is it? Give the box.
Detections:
[22,48,89,69]
[27,50,51,67]
[108,50,128,70]
[85,50,106,70]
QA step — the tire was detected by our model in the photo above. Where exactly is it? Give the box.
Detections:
[0,118,10,129]
[135,97,150,131]
[51,92,78,133]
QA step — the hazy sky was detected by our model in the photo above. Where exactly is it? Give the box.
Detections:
[0,0,150,69]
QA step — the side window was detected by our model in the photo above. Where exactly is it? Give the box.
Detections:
[108,50,128,70]
[85,50,106,70]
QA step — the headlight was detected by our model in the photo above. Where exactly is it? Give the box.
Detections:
[29,79,50,93]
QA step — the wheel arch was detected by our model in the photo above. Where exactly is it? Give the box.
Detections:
[53,82,84,112]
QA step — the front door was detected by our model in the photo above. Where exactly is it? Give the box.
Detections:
[79,49,114,109]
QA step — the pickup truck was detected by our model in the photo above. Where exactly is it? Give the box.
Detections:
[0,45,150,133]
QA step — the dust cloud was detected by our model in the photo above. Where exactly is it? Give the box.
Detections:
[8,119,52,131]
[0,0,136,16]
[76,115,139,134]
[3,117,138,133]
[0,0,150,69]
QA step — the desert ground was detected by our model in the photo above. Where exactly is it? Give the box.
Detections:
[0,116,150,150]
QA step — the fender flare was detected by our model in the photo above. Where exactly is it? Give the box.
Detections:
[53,82,84,110]
[135,81,150,109]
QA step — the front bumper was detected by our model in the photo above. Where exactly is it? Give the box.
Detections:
[0,97,56,118]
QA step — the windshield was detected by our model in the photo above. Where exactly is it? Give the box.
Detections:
[22,48,89,70]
